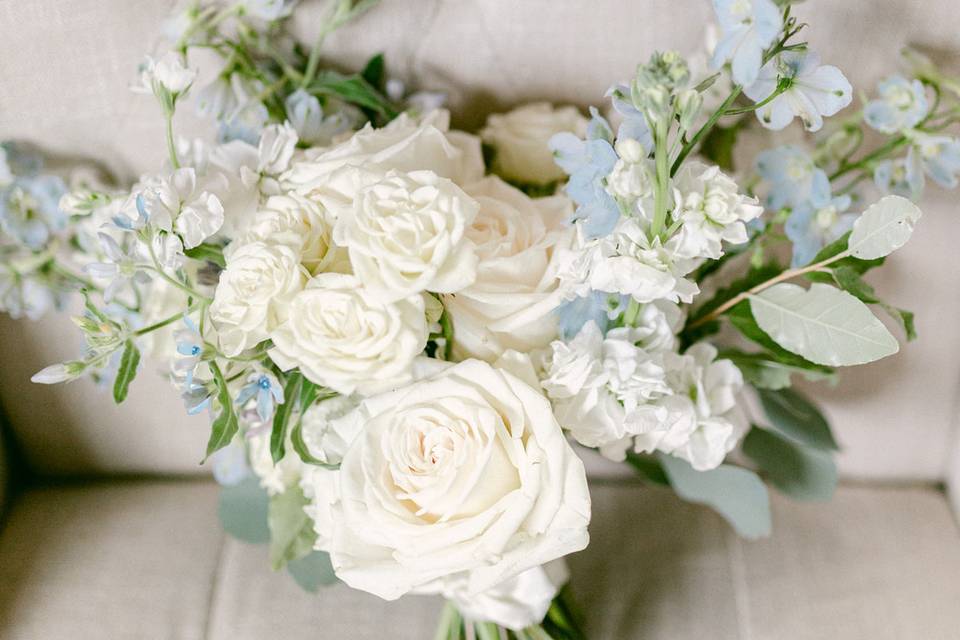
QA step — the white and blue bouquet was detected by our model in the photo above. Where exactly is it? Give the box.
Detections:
[3,0,957,636]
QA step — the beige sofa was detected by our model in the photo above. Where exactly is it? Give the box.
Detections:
[2,1,960,638]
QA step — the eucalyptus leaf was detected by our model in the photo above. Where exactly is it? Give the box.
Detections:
[757,387,838,451]
[286,550,337,592]
[749,283,898,366]
[112,339,140,404]
[743,427,838,501]
[847,195,922,260]
[218,477,270,544]
[268,485,317,571]
[658,453,771,539]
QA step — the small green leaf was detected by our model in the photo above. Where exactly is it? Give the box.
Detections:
[112,339,140,404]
[268,485,317,571]
[743,426,838,501]
[218,477,270,544]
[847,195,921,260]
[183,243,226,268]
[360,52,386,91]
[205,362,239,460]
[722,350,836,390]
[659,453,771,539]
[270,373,302,464]
[310,71,396,118]
[286,550,337,592]
[757,387,838,451]
[625,452,669,485]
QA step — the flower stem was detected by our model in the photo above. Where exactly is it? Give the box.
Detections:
[164,109,180,170]
[133,304,198,337]
[650,112,672,240]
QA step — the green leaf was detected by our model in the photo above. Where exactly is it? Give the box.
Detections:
[310,71,396,118]
[290,384,341,469]
[218,477,270,544]
[183,243,226,268]
[807,231,884,274]
[722,350,836,390]
[757,387,838,451]
[360,52,386,91]
[743,426,838,501]
[271,373,302,464]
[112,339,140,404]
[698,122,740,172]
[205,362,239,460]
[269,485,317,571]
[658,453,771,539]
[286,550,337,592]
[727,301,833,374]
[847,195,921,260]
[625,452,669,485]
[828,266,917,341]
[749,282,899,366]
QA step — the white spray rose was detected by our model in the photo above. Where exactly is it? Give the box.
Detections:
[268,273,429,395]
[140,167,226,249]
[332,169,479,302]
[282,109,484,199]
[326,356,591,602]
[671,161,763,260]
[481,102,587,185]
[209,241,308,356]
[443,176,575,361]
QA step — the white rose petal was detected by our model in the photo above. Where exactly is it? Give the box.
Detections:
[268,273,429,395]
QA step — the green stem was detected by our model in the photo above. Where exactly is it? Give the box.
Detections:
[650,113,672,239]
[434,602,463,640]
[671,87,742,176]
[622,298,642,327]
[145,243,211,303]
[132,305,197,337]
[724,81,789,115]
[829,134,908,181]
[164,109,180,169]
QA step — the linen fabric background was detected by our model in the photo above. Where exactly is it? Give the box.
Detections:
[0,0,958,501]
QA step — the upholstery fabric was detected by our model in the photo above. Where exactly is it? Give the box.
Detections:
[1,0,959,481]
[1,479,959,639]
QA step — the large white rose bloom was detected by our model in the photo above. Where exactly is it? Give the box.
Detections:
[209,240,307,356]
[282,109,484,201]
[325,356,591,603]
[481,102,587,185]
[443,176,575,361]
[268,273,429,395]
[332,169,479,302]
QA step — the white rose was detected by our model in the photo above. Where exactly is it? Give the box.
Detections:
[248,426,303,495]
[257,121,298,176]
[425,560,570,630]
[327,356,591,601]
[442,176,574,361]
[209,241,308,356]
[268,273,429,395]
[283,109,484,199]
[481,102,588,185]
[332,169,479,302]
[227,194,345,275]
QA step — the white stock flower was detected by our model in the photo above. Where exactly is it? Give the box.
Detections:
[209,241,308,356]
[425,560,570,630]
[634,343,747,470]
[140,167,226,249]
[268,273,429,395]
[584,218,699,304]
[332,169,479,302]
[481,102,587,185]
[136,52,196,96]
[257,121,298,176]
[671,161,763,259]
[326,356,590,602]
[443,176,575,361]
[282,110,484,199]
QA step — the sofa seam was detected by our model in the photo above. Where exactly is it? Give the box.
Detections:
[199,529,229,640]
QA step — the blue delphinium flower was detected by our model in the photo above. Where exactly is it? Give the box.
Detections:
[235,370,285,423]
[0,270,56,320]
[874,157,924,198]
[84,233,150,302]
[785,194,857,266]
[556,291,629,340]
[711,0,782,87]
[755,145,831,210]
[744,51,852,132]
[0,170,67,250]
[181,372,213,415]
[285,89,358,147]
[550,111,621,238]
[912,134,960,189]
[605,86,653,151]
[864,75,929,134]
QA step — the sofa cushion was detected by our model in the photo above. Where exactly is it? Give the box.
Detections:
[3,479,958,639]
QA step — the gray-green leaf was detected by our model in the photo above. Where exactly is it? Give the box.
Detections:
[743,427,838,501]
[218,477,270,544]
[750,283,898,366]
[757,387,838,451]
[112,339,140,404]
[658,453,771,539]
[847,195,921,260]
[286,551,337,592]
[268,485,317,571]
